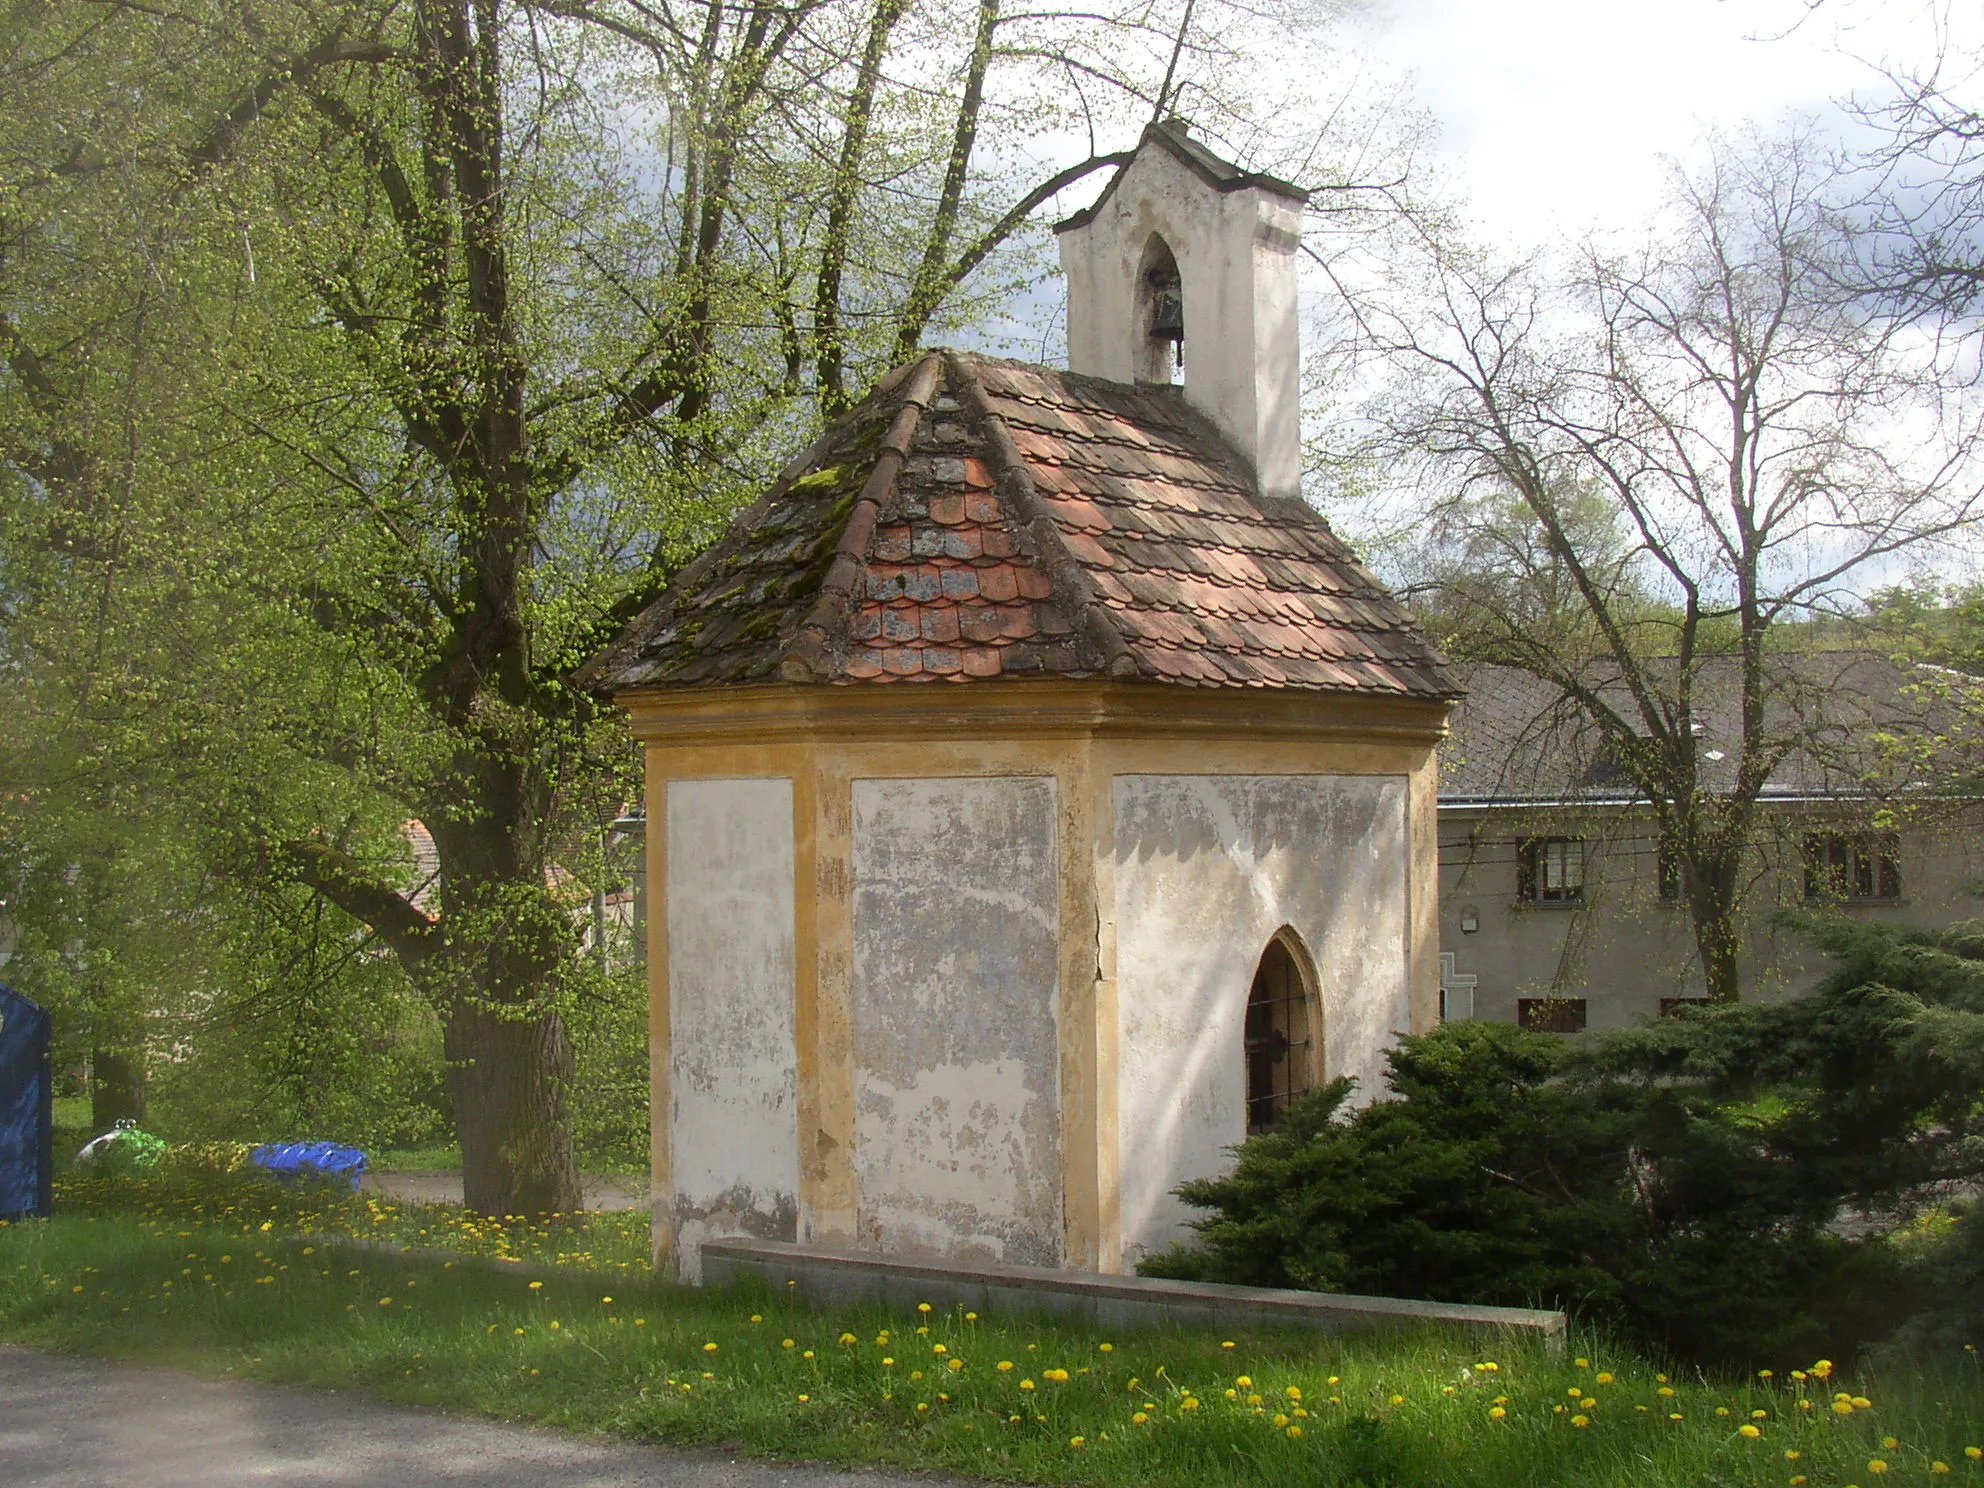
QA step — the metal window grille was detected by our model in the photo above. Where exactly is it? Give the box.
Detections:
[1245,939,1314,1134]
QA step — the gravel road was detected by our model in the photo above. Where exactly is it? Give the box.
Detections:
[0,1345,955,1488]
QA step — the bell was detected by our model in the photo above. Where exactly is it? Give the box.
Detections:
[1148,283,1185,349]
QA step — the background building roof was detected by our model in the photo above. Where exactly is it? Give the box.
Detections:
[1441,653,1975,805]
[586,349,1459,699]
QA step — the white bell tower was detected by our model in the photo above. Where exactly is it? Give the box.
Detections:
[1055,119,1309,502]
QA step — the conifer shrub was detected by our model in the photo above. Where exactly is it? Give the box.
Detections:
[1142,918,1984,1369]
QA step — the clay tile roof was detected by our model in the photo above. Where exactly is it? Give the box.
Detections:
[584,349,1462,699]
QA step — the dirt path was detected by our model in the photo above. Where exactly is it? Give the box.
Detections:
[0,1345,955,1488]
[362,1170,648,1211]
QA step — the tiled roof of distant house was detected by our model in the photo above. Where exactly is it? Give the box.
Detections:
[1442,654,1973,804]
[584,349,1459,698]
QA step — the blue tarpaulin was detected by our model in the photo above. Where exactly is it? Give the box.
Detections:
[0,984,53,1222]
[249,1140,368,1191]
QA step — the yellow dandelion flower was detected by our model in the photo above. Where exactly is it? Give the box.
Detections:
[1389,1394,1405,1407]
[1596,1372,1614,1385]
[1659,1387,1677,1398]
[1754,1410,1769,1419]
[1237,1375,1253,1388]
[1019,1379,1035,1392]
[1969,1449,1984,1462]
[1741,1425,1763,1439]
[997,1361,1013,1372]
[1670,1413,1685,1421]
[1655,1373,1669,1384]
[797,1394,809,1403]
[1834,1401,1856,1415]
[1274,1413,1289,1428]
[1575,1357,1590,1369]
[1288,1425,1304,1439]
[918,1302,932,1313]
[1932,1464,1951,1476]
[965,1312,977,1321]
[1882,1437,1899,1449]
[1181,1397,1201,1411]
[603,1297,613,1305]
[782,1339,795,1349]
[1222,1341,1236,1349]
[1853,1397,1872,1409]
[1868,1460,1889,1475]
[1572,1415,1591,1429]
[948,1358,963,1372]
[1568,1387,1584,1398]
[882,1357,895,1367]
[839,1333,857,1345]
[1226,1389,1238,1400]
[1790,1477,1808,1486]
[703,1342,717,1352]
[1100,1343,1113,1353]
[1488,1406,1507,1420]
[529,1281,542,1290]
[1287,1385,1303,1401]
[1132,1412,1149,1425]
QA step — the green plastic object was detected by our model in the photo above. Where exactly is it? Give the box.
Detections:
[75,1120,168,1173]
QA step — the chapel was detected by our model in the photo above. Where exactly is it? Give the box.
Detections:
[585,119,1462,1280]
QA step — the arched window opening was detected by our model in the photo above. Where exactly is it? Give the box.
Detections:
[1136,234,1184,385]
[1245,933,1317,1134]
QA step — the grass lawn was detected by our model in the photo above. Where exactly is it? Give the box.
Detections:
[2,1174,1980,1487]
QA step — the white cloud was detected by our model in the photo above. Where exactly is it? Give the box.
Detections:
[1354,0,1948,247]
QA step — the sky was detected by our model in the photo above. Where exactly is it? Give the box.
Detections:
[1349,0,1959,250]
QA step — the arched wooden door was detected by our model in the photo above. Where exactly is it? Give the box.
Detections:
[1244,932,1320,1134]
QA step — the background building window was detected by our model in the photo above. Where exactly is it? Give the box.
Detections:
[1659,997,1713,1017]
[1518,837,1585,903]
[1657,836,1684,901]
[1518,997,1588,1034]
[1245,936,1316,1133]
[1803,831,1901,902]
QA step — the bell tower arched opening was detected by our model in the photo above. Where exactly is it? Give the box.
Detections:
[1244,930,1320,1133]
[1135,234,1184,386]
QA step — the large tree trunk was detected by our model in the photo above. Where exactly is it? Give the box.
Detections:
[1686,844,1745,1004]
[89,1045,146,1133]
[445,997,581,1216]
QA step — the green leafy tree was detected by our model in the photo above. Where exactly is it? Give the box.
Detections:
[3,0,1394,1211]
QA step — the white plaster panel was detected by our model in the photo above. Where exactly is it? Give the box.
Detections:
[1112,774,1409,1263]
[850,776,1063,1266]
[666,778,799,1278]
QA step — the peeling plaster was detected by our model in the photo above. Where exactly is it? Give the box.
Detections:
[851,777,1063,1266]
[1112,774,1409,1263]
[666,778,800,1280]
